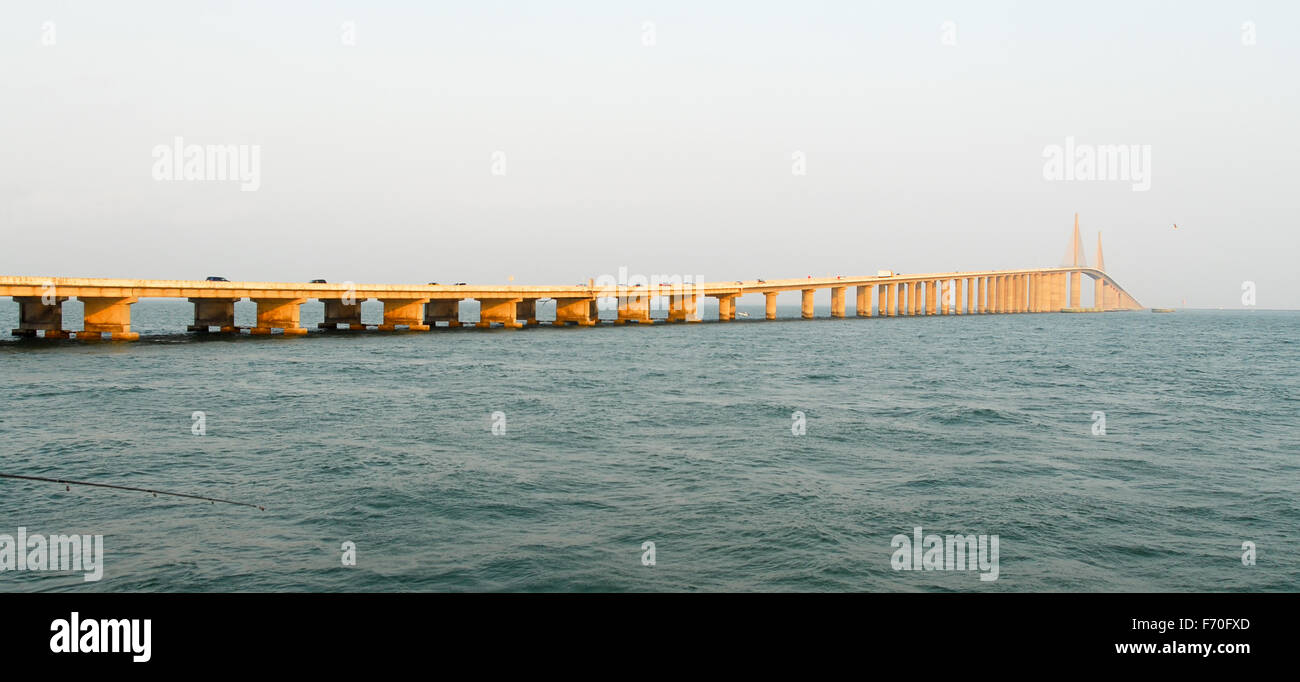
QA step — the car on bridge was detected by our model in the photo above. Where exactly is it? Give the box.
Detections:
[205,276,229,282]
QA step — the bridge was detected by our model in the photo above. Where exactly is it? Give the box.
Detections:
[1,215,1142,341]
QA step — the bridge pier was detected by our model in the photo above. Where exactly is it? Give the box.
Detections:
[517,299,540,326]
[1070,271,1082,308]
[377,298,430,331]
[1102,280,1117,309]
[668,293,699,323]
[11,296,70,339]
[424,299,463,328]
[885,283,896,316]
[1053,273,1067,311]
[956,278,966,314]
[713,295,737,321]
[801,289,815,319]
[78,296,140,341]
[319,298,365,331]
[856,285,872,317]
[616,292,652,324]
[977,277,987,313]
[251,298,308,336]
[553,297,598,326]
[188,298,240,333]
[476,297,523,329]
[830,287,845,318]
[764,292,778,320]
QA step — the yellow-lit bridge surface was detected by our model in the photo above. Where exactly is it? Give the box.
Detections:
[1,218,1141,341]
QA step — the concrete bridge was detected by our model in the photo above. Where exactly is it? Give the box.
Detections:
[1,217,1141,341]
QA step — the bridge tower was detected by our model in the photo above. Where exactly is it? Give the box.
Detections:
[1069,213,1085,308]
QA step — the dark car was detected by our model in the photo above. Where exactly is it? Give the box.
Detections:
[309,279,327,284]
[205,276,229,282]
[427,282,439,285]
[454,282,468,286]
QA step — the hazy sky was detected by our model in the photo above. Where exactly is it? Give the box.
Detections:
[3,1,1297,308]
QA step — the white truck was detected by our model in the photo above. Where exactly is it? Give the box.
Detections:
[877,270,895,277]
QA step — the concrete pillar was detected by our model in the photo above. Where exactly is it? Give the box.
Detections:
[378,298,431,331]
[477,298,523,328]
[1013,275,1023,313]
[12,296,69,338]
[1094,276,1104,310]
[668,293,699,322]
[802,289,815,319]
[956,278,965,315]
[190,298,240,333]
[516,299,539,326]
[79,297,140,341]
[1052,273,1067,311]
[897,283,907,316]
[886,283,896,317]
[878,284,888,316]
[941,280,951,315]
[763,292,778,320]
[1070,271,1082,308]
[978,277,987,313]
[716,295,735,321]
[925,280,936,316]
[553,297,597,326]
[856,285,872,317]
[251,298,308,336]
[830,287,845,318]
[425,299,463,328]
[319,298,364,331]
[616,292,652,324]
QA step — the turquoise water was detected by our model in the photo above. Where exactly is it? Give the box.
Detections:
[1,301,1296,592]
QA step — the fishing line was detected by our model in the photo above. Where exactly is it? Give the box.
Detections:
[0,473,265,511]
